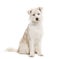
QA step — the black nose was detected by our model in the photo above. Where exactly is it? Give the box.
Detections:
[36,18,39,21]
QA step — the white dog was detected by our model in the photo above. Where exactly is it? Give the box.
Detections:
[7,7,43,57]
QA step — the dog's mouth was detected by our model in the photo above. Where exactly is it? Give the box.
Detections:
[32,19,40,23]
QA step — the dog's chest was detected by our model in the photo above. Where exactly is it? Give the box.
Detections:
[28,23,41,39]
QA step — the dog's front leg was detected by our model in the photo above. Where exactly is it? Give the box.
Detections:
[36,42,43,56]
[29,39,35,57]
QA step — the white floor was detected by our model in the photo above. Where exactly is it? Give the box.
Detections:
[0,51,47,59]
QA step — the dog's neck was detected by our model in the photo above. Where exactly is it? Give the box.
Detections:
[30,21,41,26]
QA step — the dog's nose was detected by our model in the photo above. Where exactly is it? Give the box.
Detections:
[36,18,39,21]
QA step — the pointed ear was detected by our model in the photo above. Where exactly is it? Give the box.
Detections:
[37,7,43,12]
[28,10,32,15]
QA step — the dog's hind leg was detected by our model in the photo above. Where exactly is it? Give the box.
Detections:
[17,42,29,54]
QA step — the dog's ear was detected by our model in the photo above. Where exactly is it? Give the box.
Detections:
[28,10,32,15]
[37,7,43,12]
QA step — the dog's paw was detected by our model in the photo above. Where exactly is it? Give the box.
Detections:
[29,54,35,57]
[40,54,44,56]
[38,53,44,56]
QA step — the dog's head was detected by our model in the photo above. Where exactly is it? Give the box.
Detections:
[28,7,42,23]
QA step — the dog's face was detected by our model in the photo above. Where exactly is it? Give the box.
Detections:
[28,7,42,23]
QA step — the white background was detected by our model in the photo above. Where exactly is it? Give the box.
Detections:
[0,0,60,59]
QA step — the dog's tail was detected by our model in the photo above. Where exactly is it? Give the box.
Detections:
[6,48,17,52]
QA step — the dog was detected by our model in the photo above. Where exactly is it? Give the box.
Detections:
[7,7,43,57]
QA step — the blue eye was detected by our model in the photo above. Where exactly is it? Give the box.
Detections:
[37,13,40,15]
[33,14,35,16]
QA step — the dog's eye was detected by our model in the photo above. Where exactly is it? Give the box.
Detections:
[32,14,35,16]
[37,13,40,15]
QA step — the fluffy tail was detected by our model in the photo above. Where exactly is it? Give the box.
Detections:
[6,48,17,52]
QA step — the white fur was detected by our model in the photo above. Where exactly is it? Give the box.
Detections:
[17,7,43,57]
